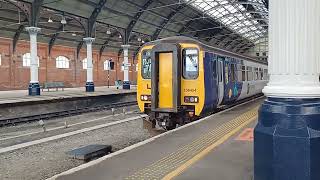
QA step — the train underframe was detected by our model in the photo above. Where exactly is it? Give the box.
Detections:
[144,104,198,130]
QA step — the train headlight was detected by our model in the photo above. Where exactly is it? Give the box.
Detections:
[140,95,151,101]
[184,96,199,103]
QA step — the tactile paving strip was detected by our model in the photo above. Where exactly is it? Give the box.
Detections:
[124,107,259,180]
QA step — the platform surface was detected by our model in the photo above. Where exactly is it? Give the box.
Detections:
[0,86,136,105]
[50,97,264,180]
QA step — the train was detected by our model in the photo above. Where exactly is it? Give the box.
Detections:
[137,36,268,130]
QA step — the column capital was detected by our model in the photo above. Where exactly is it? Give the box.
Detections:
[25,27,41,35]
[83,37,95,44]
[121,44,130,49]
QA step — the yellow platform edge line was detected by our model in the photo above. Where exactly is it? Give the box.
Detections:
[162,114,258,180]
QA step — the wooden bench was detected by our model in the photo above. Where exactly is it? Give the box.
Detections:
[41,82,65,91]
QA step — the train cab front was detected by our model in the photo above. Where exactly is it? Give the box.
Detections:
[137,41,204,130]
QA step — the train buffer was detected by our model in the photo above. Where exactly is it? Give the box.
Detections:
[66,144,112,162]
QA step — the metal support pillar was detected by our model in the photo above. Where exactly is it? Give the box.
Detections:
[83,37,95,92]
[26,27,41,96]
[254,0,320,180]
[122,44,130,90]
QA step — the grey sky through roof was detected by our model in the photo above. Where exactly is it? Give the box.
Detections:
[0,0,269,57]
[186,0,268,42]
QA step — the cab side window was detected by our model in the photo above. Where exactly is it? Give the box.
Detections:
[183,49,199,79]
[141,50,151,79]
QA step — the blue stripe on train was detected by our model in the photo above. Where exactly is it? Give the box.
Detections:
[222,58,243,104]
[202,52,219,114]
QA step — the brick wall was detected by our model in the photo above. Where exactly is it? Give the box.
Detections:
[0,37,137,91]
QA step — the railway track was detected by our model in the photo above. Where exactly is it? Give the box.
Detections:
[0,101,137,127]
[0,95,264,180]
[0,113,148,154]
[0,95,264,153]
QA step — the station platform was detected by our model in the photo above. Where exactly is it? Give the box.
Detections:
[0,86,136,125]
[49,97,264,180]
[0,86,136,105]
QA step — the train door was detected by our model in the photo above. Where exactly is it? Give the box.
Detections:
[158,52,173,108]
[217,57,224,106]
[150,43,181,113]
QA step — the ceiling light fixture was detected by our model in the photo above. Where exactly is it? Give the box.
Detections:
[137,37,142,42]
[106,29,111,35]
[61,16,67,25]
[48,17,53,23]
[72,33,77,37]
[118,34,122,39]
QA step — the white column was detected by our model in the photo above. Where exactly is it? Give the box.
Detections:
[25,27,41,83]
[263,0,320,98]
[83,37,95,83]
[122,44,130,82]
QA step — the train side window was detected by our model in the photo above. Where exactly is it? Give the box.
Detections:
[263,69,268,80]
[241,66,246,81]
[225,63,229,84]
[212,60,217,78]
[230,64,236,82]
[183,49,199,79]
[247,66,253,81]
[217,57,224,82]
[259,68,263,80]
[254,67,259,80]
[237,64,242,82]
[219,62,223,82]
[141,50,151,79]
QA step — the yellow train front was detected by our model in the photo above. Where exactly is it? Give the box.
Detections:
[137,37,205,130]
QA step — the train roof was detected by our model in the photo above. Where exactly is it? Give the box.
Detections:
[144,36,267,65]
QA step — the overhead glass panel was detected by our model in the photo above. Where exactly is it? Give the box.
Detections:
[185,0,268,42]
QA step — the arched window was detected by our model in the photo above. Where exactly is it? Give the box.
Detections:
[104,60,110,70]
[22,53,39,67]
[56,56,70,69]
[82,58,87,69]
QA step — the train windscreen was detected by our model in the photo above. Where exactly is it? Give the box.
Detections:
[182,49,199,79]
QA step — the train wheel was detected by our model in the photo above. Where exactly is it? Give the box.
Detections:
[165,124,176,130]
[164,117,176,130]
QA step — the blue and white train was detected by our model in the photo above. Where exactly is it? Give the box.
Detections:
[137,36,268,129]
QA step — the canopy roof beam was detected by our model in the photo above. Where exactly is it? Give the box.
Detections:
[87,0,107,37]
[30,0,44,27]
[124,0,155,44]
[151,4,186,41]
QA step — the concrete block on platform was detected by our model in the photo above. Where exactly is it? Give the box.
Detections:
[66,144,112,162]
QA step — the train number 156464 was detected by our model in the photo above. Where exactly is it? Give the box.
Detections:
[184,88,197,93]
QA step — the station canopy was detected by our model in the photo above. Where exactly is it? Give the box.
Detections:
[0,0,268,57]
